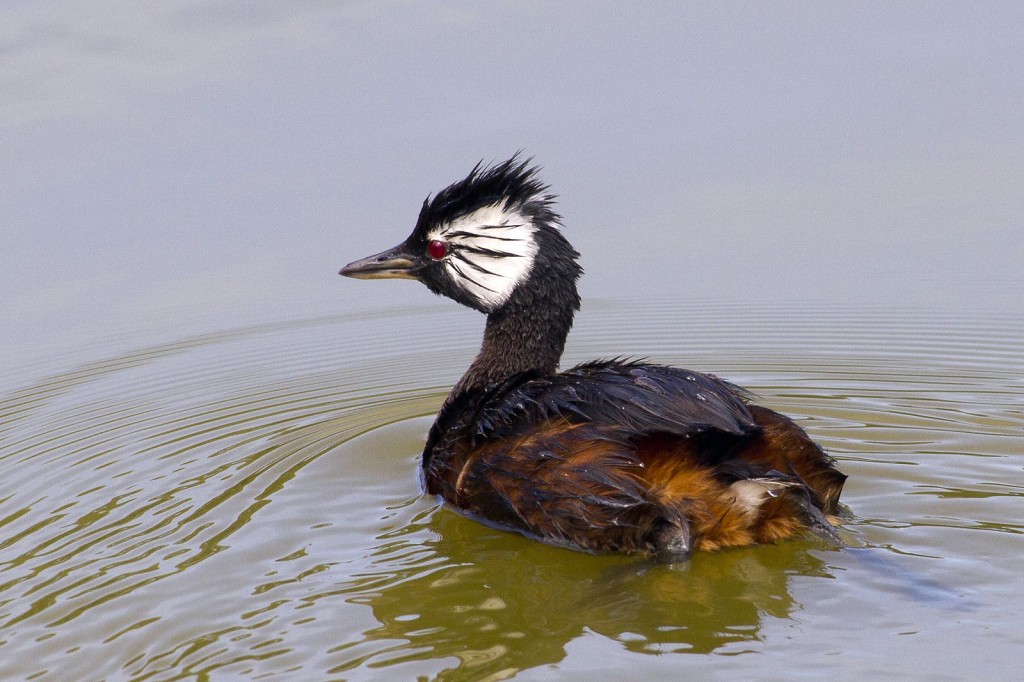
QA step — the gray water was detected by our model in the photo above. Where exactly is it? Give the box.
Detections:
[3,3,1023,680]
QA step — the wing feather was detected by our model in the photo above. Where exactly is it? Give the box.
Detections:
[468,359,757,444]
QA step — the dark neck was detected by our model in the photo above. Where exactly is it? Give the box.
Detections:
[422,227,581,483]
[449,264,580,401]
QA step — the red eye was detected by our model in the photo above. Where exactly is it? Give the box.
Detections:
[427,240,448,260]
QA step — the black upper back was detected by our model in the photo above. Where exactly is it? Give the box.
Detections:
[424,359,759,471]
[473,360,756,442]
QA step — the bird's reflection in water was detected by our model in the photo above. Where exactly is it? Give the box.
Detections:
[336,503,836,680]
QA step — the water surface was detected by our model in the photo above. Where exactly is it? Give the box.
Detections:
[1,301,1020,680]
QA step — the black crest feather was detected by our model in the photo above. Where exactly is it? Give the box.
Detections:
[413,154,557,237]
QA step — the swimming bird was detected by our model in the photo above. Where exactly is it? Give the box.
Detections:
[340,156,846,560]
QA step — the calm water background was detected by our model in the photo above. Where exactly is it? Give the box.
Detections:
[2,3,1022,680]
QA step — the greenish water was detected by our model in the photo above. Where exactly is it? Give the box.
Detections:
[1,301,1020,680]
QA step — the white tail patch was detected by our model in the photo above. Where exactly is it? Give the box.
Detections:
[729,478,796,516]
[428,202,539,311]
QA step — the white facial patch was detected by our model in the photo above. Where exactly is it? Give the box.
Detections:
[428,202,539,311]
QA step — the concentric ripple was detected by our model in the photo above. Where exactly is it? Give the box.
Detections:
[0,301,1021,680]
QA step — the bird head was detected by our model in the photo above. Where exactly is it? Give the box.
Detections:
[340,156,573,314]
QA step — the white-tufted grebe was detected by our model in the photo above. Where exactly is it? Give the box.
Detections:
[340,156,846,560]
